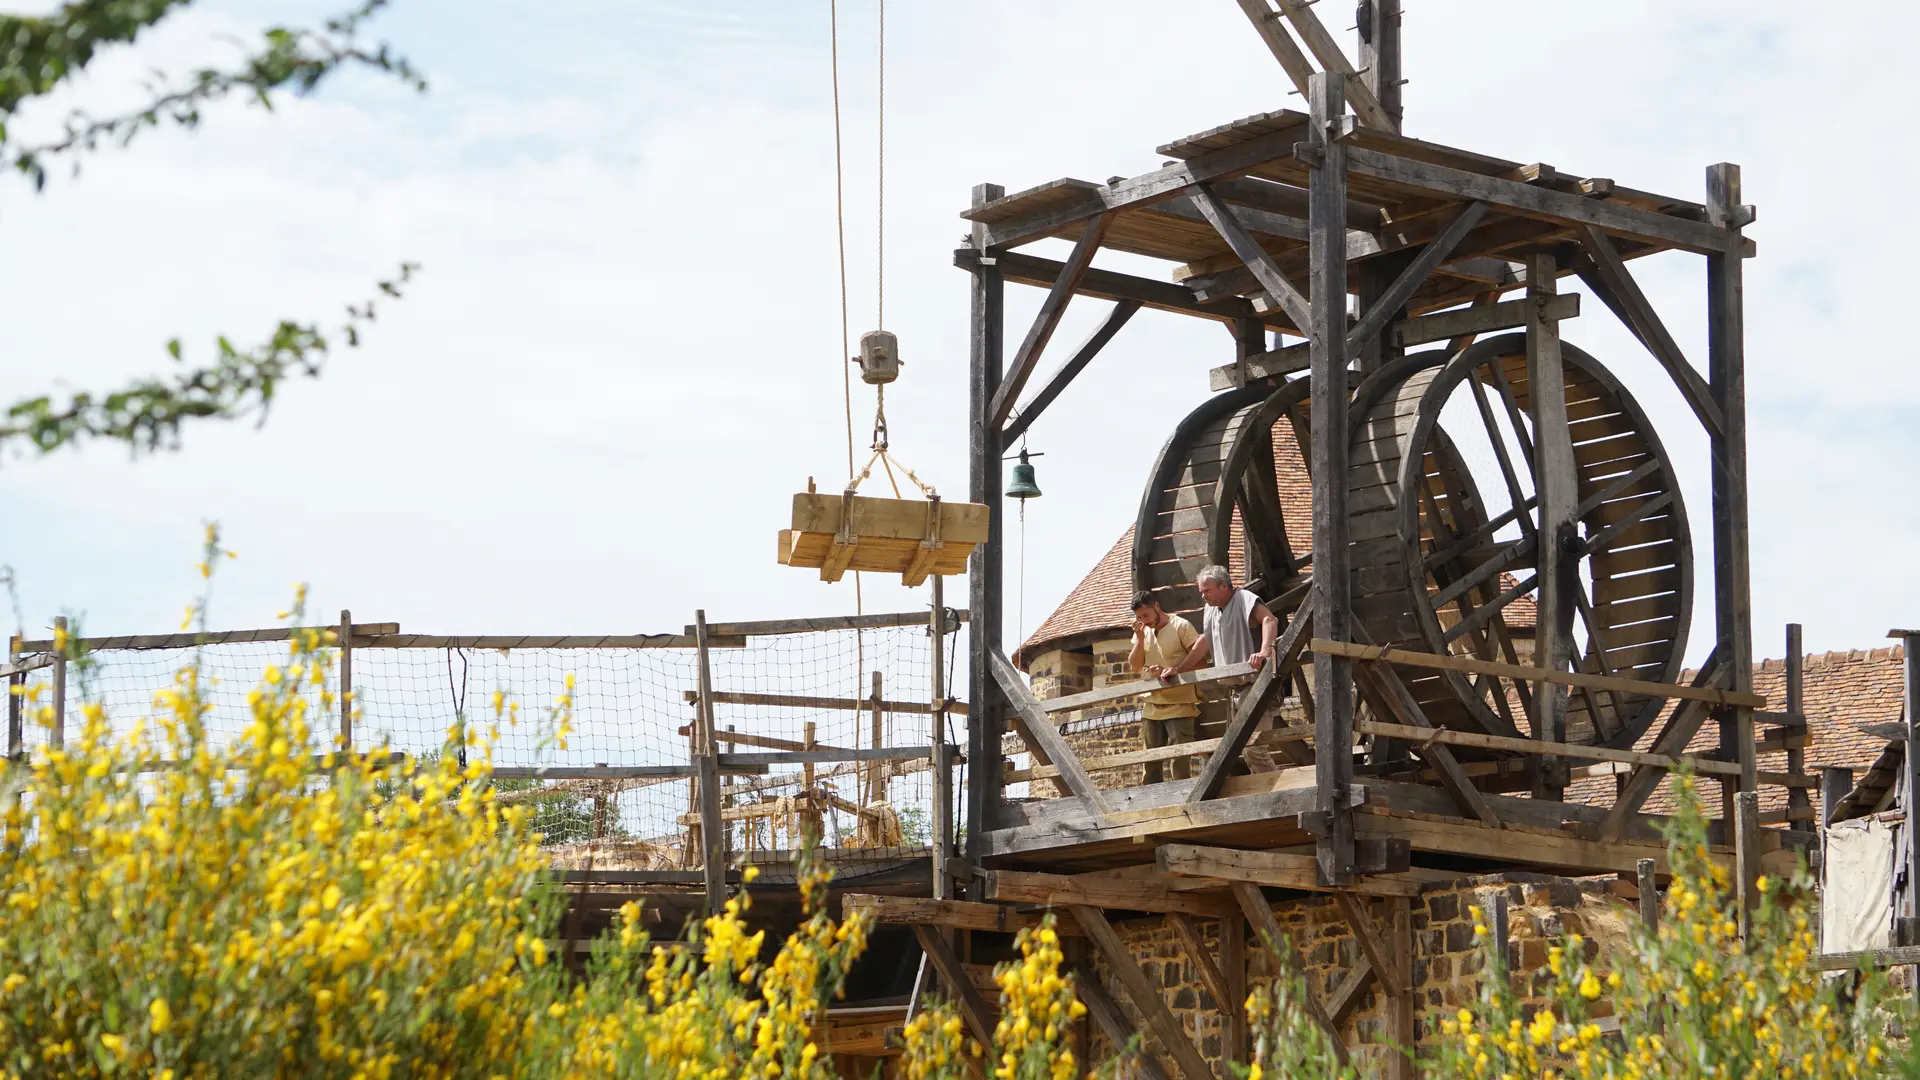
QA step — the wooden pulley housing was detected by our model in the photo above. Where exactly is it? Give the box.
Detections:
[778,488,989,586]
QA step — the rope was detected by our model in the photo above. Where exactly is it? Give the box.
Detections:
[829,0,855,482]
[877,0,885,331]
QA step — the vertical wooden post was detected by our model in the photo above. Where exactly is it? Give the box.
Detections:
[1900,629,1920,987]
[1388,896,1415,1080]
[1222,912,1247,1065]
[869,671,886,808]
[1785,624,1811,825]
[801,721,819,842]
[929,575,952,901]
[338,609,353,752]
[50,616,67,749]
[1358,0,1403,133]
[1734,790,1761,934]
[1525,253,1574,802]
[693,610,726,916]
[6,634,21,761]
[1706,164,1756,803]
[966,182,1007,895]
[1636,858,1658,932]
[1488,890,1510,976]
[1819,766,1854,830]
[1307,70,1356,887]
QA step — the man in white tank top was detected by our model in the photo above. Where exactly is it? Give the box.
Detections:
[1164,565,1280,675]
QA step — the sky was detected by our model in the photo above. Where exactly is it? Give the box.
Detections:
[1,0,1917,667]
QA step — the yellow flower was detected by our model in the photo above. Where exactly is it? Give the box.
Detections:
[149,997,172,1034]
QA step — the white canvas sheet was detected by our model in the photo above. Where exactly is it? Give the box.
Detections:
[1823,819,1896,954]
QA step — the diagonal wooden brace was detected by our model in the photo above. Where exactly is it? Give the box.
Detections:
[1187,594,1318,802]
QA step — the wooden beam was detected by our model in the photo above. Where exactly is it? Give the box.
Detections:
[843,894,1084,936]
[1231,883,1348,1062]
[1598,654,1728,841]
[1353,661,1500,827]
[967,122,1311,251]
[1040,660,1259,715]
[1190,181,1313,330]
[1308,639,1765,709]
[982,782,1333,857]
[693,612,727,917]
[1344,201,1489,355]
[1325,956,1375,1026]
[913,924,999,1056]
[1527,251,1574,802]
[989,647,1113,815]
[1343,146,1737,255]
[1003,300,1140,444]
[1072,964,1172,1080]
[688,610,966,637]
[984,870,1233,917]
[1735,790,1761,934]
[1189,596,1317,801]
[1233,0,1314,98]
[1392,293,1570,347]
[1354,719,1750,778]
[353,631,744,650]
[967,182,1008,888]
[1071,905,1217,1080]
[989,213,1113,429]
[1010,727,1315,783]
[959,248,1270,328]
[1158,843,1424,898]
[1167,913,1236,1019]
[1573,224,1725,438]
[1816,946,1920,971]
[1333,894,1404,995]
[18,621,399,653]
[1387,897,1415,1080]
[1271,0,1394,131]
[1308,70,1357,888]
[1355,810,1688,876]
[717,748,931,766]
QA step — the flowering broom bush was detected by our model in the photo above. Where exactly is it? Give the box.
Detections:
[1238,773,1920,1080]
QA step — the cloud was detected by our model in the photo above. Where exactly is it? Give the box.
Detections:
[0,0,1912,671]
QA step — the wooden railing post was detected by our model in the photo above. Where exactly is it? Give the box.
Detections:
[338,609,353,752]
[929,575,952,901]
[1637,858,1659,932]
[6,633,21,761]
[50,616,67,749]
[1785,624,1810,825]
[693,610,726,916]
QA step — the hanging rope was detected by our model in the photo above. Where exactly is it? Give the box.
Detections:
[877,0,885,331]
[829,0,855,482]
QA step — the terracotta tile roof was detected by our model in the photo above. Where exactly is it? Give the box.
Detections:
[1566,645,1907,817]
[1019,413,1537,663]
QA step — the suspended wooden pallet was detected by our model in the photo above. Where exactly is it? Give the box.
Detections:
[778,491,989,585]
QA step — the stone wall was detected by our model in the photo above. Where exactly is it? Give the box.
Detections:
[1081,873,1634,1079]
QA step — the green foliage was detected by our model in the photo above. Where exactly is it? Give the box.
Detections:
[0,1,426,459]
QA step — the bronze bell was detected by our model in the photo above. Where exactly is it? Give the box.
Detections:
[1005,449,1042,500]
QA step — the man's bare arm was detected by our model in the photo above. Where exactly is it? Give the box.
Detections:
[1248,602,1280,670]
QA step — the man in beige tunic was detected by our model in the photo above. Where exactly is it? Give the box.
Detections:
[1127,591,1201,783]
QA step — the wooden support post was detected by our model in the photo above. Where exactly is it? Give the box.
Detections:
[1307,70,1357,887]
[50,616,66,749]
[338,608,353,752]
[930,576,952,901]
[1232,882,1348,1062]
[1706,164,1756,803]
[1167,913,1235,1023]
[693,610,726,916]
[1358,0,1402,133]
[1070,905,1216,1080]
[1525,253,1573,801]
[1389,897,1414,1080]
[1735,790,1761,934]
[914,924,998,1060]
[6,634,21,761]
[1073,964,1172,1080]
[1820,766,1854,829]
[1901,628,1920,988]
[1785,624,1812,822]
[868,670,886,809]
[1636,858,1659,932]
[1488,890,1510,976]
[966,182,1007,893]
[1223,911,1248,1065]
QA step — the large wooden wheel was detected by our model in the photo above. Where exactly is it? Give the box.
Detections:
[1133,333,1691,751]
[1375,334,1693,749]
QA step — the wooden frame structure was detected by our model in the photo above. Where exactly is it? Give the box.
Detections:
[936,5,1808,1076]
